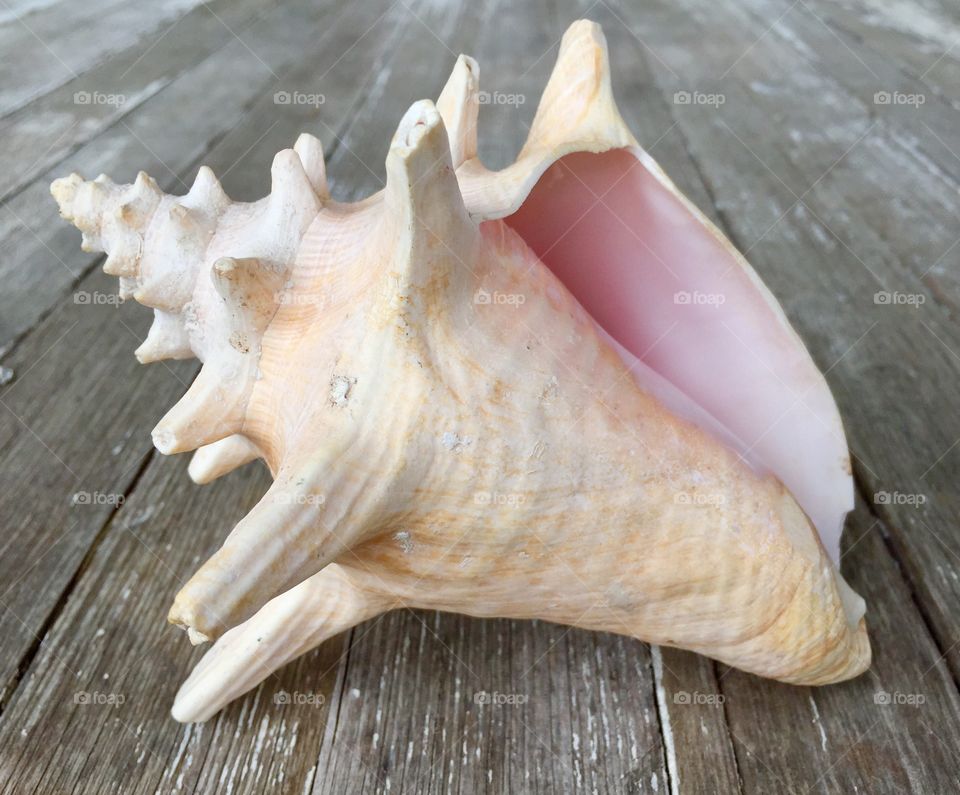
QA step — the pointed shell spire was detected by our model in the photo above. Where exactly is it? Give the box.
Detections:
[293,133,329,198]
[521,19,632,155]
[436,55,479,168]
[263,149,324,258]
[383,100,477,303]
[186,166,231,213]
[172,565,388,721]
[151,363,248,455]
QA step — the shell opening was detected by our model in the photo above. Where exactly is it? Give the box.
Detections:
[504,148,853,562]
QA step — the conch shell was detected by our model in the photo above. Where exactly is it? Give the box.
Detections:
[51,21,869,723]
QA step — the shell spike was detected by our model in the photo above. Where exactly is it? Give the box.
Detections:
[293,133,329,199]
[383,100,477,299]
[151,365,245,455]
[102,241,141,277]
[133,170,161,200]
[186,165,230,213]
[522,19,632,155]
[129,204,207,309]
[168,465,359,641]
[265,149,323,245]
[211,256,284,344]
[104,172,163,234]
[172,565,387,722]
[136,310,193,363]
[50,173,85,223]
[436,54,479,167]
[188,436,260,485]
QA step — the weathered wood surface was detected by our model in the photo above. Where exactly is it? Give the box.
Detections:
[0,0,958,791]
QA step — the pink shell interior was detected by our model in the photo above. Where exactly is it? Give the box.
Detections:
[506,149,853,561]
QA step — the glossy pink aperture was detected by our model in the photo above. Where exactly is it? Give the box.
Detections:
[506,149,852,561]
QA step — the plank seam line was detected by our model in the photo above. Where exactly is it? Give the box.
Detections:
[649,647,678,795]
[304,625,357,794]
[710,658,747,794]
[852,466,960,697]
[0,445,156,720]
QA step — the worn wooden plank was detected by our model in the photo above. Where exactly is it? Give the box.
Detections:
[315,612,666,794]
[0,265,194,704]
[470,0,559,171]
[0,0,275,202]
[802,0,960,107]
[0,0,69,24]
[0,0,205,116]
[730,0,960,299]
[0,0,343,355]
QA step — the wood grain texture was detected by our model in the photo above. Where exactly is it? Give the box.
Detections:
[0,0,958,791]
[0,0,207,117]
[0,0,275,202]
